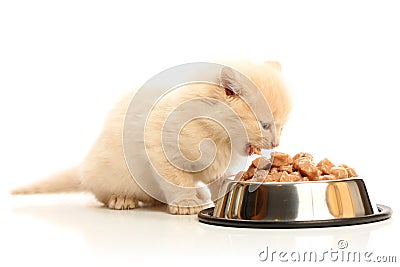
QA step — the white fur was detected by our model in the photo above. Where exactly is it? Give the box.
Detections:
[11,61,292,215]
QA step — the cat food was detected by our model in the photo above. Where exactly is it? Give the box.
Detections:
[238,152,358,182]
[271,152,293,167]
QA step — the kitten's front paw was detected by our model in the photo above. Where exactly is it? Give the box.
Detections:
[168,199,211,215]
[107,195,138,210]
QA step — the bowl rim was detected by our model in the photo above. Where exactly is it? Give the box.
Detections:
[225,176,363,185]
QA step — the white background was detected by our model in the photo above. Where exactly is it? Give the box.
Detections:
[0,0,399,266]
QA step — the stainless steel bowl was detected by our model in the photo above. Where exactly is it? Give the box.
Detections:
[199,178,392,228]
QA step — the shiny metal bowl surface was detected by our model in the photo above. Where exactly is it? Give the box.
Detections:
[199,178,392,228]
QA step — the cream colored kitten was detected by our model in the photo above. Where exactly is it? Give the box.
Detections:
[11,61,292,215]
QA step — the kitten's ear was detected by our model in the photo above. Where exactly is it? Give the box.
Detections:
[265,61,281,72]
[220,67,243,96]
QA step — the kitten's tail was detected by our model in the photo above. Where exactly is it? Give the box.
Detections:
[10,167,83,195]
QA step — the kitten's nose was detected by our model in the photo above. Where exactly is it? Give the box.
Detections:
[272,140,279,147]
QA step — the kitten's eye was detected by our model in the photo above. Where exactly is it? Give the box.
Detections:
[260,121,270,130]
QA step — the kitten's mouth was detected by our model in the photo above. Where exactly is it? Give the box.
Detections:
[246,144,262,156]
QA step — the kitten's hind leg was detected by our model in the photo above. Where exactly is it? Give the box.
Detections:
[107,195,139,210]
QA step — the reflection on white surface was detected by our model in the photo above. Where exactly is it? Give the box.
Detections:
[1,193,397,266]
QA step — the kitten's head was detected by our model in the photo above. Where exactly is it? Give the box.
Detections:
[219,61,292,155]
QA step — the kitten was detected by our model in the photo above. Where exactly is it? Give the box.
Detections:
[11,61,292,215]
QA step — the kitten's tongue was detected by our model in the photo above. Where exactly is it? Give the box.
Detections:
[246,144,262,156]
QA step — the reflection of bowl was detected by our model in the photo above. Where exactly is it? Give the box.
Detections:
[199,178,392,228]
